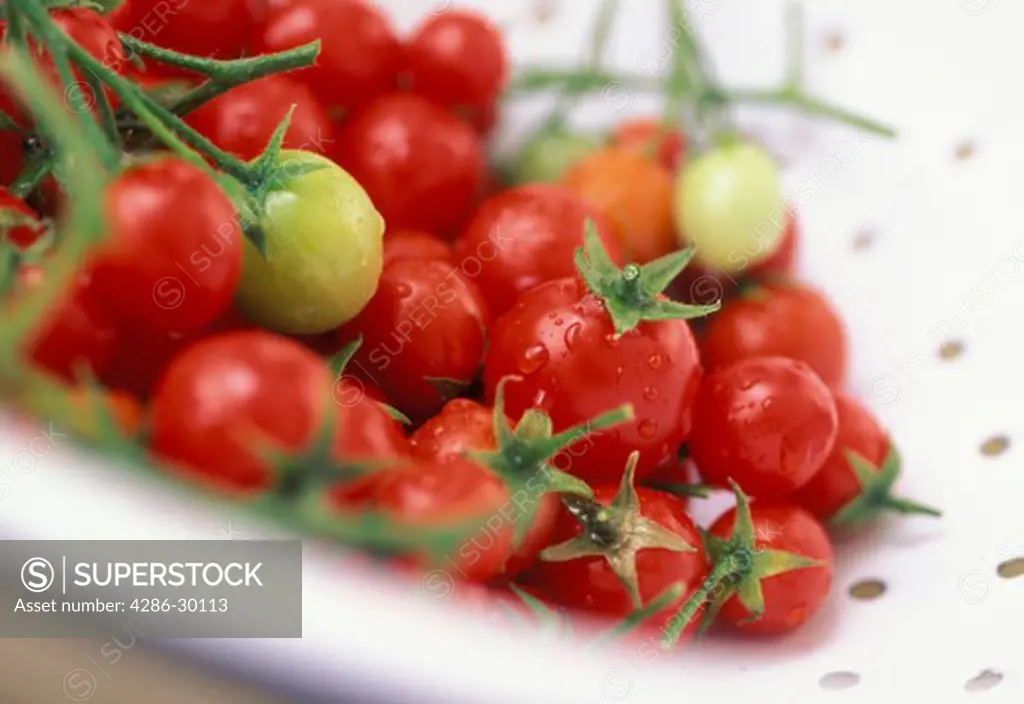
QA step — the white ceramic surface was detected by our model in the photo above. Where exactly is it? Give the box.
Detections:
[1,0,1022,701]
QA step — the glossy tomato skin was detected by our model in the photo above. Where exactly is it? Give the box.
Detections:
[336,259,490,423]
[690,357,839,500]
[410,398,560,577]
[794,393,889,521]
[383,229,454,267]
[454,184,624,319]
[563,147,675,264]
[406,10,507,110]
[709,502,834,635]
[610,118,687,172]
[484,278,703,484]
[369,457,514,583]
[334,93,484,236]
[0,188,44,249]
[112,0,249,78]
[701,282,848,388]
[749,209,799,279]
[90,157,242,334]
[185,76,333,161]
[150,331,408,495]
[526,485,708,635]
[253,0,401,112]
[15,265,118,383]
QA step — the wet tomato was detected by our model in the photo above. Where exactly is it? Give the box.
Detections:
[383,229,454,267]
[334,93,484,237]
[701,281,847,389]
[185,76,333,161]
[150,331,408,495]
[690,357,839,500]
[454,184,623,319]
[335,258,490,423]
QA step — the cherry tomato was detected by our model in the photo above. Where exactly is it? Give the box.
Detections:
[185,76,333,161]
[610,118,687,172]
[406,9,507,110]
[0,188,44,250]
[13,265,118,383]
[708,502,833,635]
[88,157,242,335]
[112,0,249,78]
[368,456,513,582]
[1,8,125,120]
[563,146,675,264]
[749,208,799,279]
[524,459,709,637]
[483,278,703,484]
[690,357,839,500]
[335,258,490,423]
[252,0,402,113]
[235,150,384,335]
[383,229,454,267]
[150,331,408,495]
[409,397,560,577]
[0,130,24,188]
[511,128,601,185]
[454,184,624,319]
[460,101,499,138]
[701,281,847,389]
[334,93,484,237]
[674,140,784,274]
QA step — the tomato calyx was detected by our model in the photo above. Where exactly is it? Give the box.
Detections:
[540,451,695,610]
[575,220,720,336]
[469,375,634,545]
[649,482,712,500]
[660,481,822,648]
[329,336,411,426]
[831,444,942,527]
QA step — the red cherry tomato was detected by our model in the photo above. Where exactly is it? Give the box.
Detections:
[610,118,687,172]
[690,357,839,500]
[334,93,484,236]
[483,277,703,484]
[525,480,708,636]
[409,398,560,577]
[454,184,624,319]
[185,76,333,161]
[112,0,250,78]
[369,456,514,582]
[794,393,889,521]
[150,331,408,495]
[89,157,243,334]
[701,282,848,389]
[0,188,44,249]
[406,9,507,110]
[252,0,402,113]
[383,229,454,267]
[708,502,834,635]
[749,209,800,279]
[335,258,490,423]
[14,265,118,383]
[1,8,125,120]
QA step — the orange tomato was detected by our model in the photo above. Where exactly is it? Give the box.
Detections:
[562,147,675,264]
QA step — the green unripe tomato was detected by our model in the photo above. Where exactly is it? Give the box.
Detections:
[673,140,784,275]
[235,150,384,335]
[511,128,601,185]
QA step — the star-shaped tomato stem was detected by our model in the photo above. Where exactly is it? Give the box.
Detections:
[469,375,634,547]
[660,481,823,649]
[831,443,941,527]
[329,335,411,425]
[539,451,695,610]
[574,220,721,336]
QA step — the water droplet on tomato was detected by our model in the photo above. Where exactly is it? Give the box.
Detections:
[564,322,582,350]
[648,354,663,369]
[643,386,659,402]
[638,419,659,439]
[761,398,774,411]
[395,283,413,298]
[432,425,445,437]
[533,389,549,408]
[615,366,625,381]
[554,318,564,326]
[604,334,619,348]
[517,344,550,375]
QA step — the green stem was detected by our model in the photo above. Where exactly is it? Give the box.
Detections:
[883,496,943,518]
[784,0,805,89]
[83,71,121,150]
[660,556,734,648]
[729,87,897,137]
[8,156,52,199]
[3,2,27,47]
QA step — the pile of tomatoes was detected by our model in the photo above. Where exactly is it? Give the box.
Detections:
[0,0,937,646]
